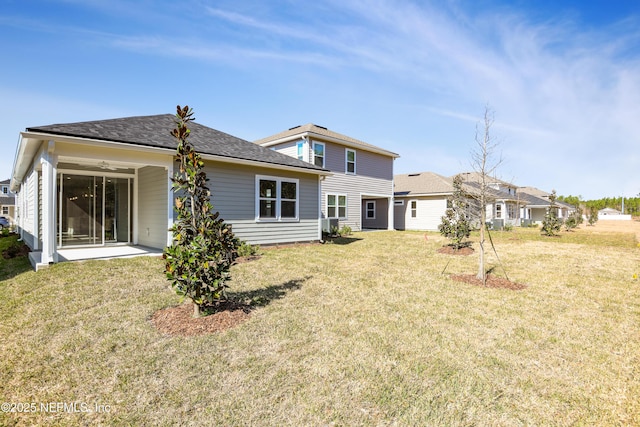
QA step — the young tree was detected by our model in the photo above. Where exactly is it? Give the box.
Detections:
[438,174,471,250]
[587,204,599,226]
[470,106,502,285]
[563,206,583,231]
[541,190,562,236]
[164,105,239,317]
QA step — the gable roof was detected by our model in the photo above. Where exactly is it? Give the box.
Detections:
[23,114,329,174]
[0,179,9,185]
[394,172,453,196]
[255,123,399,158]
[0,195,14,206]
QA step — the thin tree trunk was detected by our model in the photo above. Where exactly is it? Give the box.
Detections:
[193,302,201,318]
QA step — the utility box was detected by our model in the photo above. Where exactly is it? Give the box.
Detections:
[321,218,339,233]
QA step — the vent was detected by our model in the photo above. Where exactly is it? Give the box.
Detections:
[313,124,328,130]
[408,173,421,177]
[288,125,301,130]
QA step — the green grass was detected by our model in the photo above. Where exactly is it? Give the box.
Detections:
[1,227,639,426]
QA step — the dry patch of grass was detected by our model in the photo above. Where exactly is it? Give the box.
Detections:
[1,227,639,425]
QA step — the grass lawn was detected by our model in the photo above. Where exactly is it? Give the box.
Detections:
[1,226,639,426]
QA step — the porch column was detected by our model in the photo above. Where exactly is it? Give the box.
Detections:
[40,141,57,264]
[166,163,174,247]
[387,196,394,230]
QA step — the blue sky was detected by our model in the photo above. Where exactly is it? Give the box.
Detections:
[1,0,639,199]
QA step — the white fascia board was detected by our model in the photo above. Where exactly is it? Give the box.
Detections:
[259,132,400,159]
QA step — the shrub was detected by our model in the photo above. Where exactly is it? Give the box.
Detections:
[339,225,352,236]
[541,190,562,236]
[438,174,471,250]
[237,241,261,257]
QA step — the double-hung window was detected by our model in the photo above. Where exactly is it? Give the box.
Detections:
[313,142,325,168]
[345,149,356,174]
[327,194,347,219]
[410,200,417,218]
[257,176,299,221]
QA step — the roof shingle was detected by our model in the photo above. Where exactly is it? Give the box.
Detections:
[26,115,327,173]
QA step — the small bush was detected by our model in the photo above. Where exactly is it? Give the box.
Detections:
[339,225,352,236]
[503,223,513,232]
[237,241,261,257]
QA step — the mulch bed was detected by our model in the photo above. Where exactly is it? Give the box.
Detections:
[450,274,527,290]
[151,301,252,337]
[437,245,474,256]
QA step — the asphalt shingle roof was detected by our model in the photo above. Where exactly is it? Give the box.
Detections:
[26,115,327,173]
[394,172,454,196]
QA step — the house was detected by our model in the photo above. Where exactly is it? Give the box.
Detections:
[457,172,523,229]
[10,114,330,270]
[517,187,573,224]
[0,178,16,225]
[393,171,454,230]
[394,171,524,231]
[255,124,399,231]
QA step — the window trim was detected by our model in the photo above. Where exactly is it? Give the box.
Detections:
[410,200,417,218]
[326,193,347,219]
[255,175,300,222]
[345,148,356,175]
[312,141,325,168]
[495,204,502,219]
[365,200,376,219]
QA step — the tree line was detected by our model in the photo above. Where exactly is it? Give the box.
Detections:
[558,195,640,215]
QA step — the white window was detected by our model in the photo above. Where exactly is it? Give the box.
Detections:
[1,186,7,194]
[495,204,502,218]
[327,194,347,219]
[507,203,516,219]
[410,200,417,218]
[366,201,376,219]
[297,140,305,161]
[2,206,8,215]
[345,149,356,174]
[256,176,299,221]
[313,142,325,168]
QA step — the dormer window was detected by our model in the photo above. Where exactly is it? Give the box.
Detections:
[345,149,356,174]
[1,186,7,194]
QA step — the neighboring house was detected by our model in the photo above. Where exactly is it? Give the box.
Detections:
[394,171,573,230]
[457,172,523,228]
[255,124,399,231]
[518,186,573,224]
[599,207,622,216]
[597,207,631,221]
[393,171,454,231]
[0,178,16,225]
[10,115,330,270]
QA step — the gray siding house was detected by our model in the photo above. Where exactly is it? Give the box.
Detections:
[255,124,399,231]
[10,114,329,270]
[1,178,16,226]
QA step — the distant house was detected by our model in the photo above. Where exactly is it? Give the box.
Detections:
[0,178,16,225]
[598,207,622,216]
[457,172,522,229]
[393,171,454,230]
[256,124,399,231]
[10,115,330,270]
[394,171,572,230]
[518,187,573,224]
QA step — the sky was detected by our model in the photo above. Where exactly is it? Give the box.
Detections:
[1,0,639,200]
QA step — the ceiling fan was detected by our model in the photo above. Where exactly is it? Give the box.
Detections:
[98,161,118,170]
